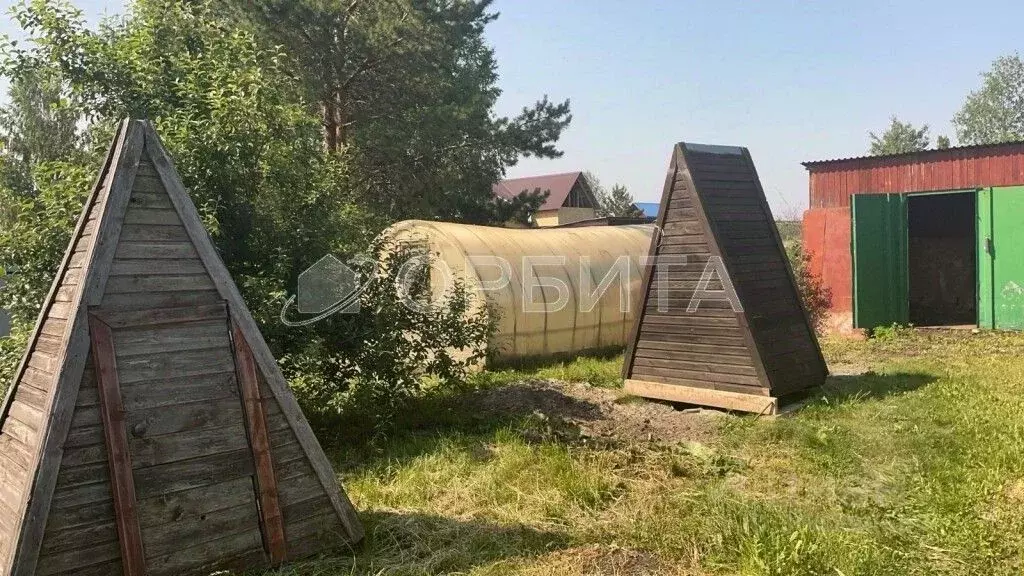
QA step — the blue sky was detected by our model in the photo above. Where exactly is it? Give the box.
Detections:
[4,1,1024,215]
[487,0,1024,215]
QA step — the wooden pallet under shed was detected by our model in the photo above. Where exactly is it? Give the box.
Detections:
[0,120,364,576]
[622,142,828,414]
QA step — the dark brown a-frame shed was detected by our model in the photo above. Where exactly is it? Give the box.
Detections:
[0,120,363,576]
[622,142,827,414]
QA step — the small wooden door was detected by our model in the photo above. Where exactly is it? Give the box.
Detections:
[87,302,285,576]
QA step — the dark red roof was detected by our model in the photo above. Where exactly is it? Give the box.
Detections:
[492,171,583,211]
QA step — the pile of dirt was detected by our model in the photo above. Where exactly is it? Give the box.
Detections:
[468,379,720,445]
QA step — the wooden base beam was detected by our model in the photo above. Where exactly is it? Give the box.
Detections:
[624,379,777,414]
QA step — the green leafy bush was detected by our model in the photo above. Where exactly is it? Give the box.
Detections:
[285,240,493,437]
[785,240,832,334]
[0,331,27,398]
[0,162,93,322]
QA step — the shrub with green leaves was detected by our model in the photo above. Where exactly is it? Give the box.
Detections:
[283,239,492,437]
[785,240,832,334]
[867,322,915,341]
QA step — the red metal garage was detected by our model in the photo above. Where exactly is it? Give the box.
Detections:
[802,142,1024,332]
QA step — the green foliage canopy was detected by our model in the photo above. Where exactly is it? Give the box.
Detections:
[954,54,1024,145]
[869,116,931,155]
[0,0,566,423]
[234,0,572,225]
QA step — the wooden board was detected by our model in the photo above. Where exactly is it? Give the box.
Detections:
[6,120,144,576]
[232,320,287,564]
[624,379,778,414]
[144,120,364,545]
[87,314,146,576]
[688,145,828,396]
[95,302,263,575]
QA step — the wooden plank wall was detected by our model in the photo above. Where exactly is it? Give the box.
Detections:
[100,155,220,312]
[0,157,112,568]
[258,372,347,561]
[625,151,767,397]
[35,358,122,576]
[78,304,265,576]
[108,146,264,576]
[116,307,264,576]
[6,136,349,573]
[145,120,362,546]
[688,149,826,395]
[33,145,266,576]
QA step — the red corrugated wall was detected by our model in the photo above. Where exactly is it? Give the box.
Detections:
[802,143,1024,332]
[803,207,852,332]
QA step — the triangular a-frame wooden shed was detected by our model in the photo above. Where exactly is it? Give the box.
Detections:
[622,142,827,414]
[0,120,363,576]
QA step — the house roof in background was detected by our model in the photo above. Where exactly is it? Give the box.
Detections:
[493,171,584,211]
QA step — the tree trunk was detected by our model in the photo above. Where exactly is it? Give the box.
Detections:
[335,89,349,146]
[322,89,348,154]
[322,99,335,153]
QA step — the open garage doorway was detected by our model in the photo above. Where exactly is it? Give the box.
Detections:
[907,192,976,326]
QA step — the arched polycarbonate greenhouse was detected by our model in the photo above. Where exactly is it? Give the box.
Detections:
[385,220,655,363]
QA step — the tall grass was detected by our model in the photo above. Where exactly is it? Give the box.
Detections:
[268,332,1024,575]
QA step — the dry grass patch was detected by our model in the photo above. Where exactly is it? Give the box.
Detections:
[482,545,695,576]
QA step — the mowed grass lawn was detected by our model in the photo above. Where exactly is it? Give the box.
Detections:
[273,332,1024,575]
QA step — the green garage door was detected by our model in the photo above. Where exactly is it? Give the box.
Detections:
[978,187,1024,330]
[852,194,908,329]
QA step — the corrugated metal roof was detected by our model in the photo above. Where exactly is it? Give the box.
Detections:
[493,171,583,211]
[803,140,1024,169]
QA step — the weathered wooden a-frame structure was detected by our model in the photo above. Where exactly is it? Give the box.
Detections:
[622,142,827,414]
[0,120,363,575]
